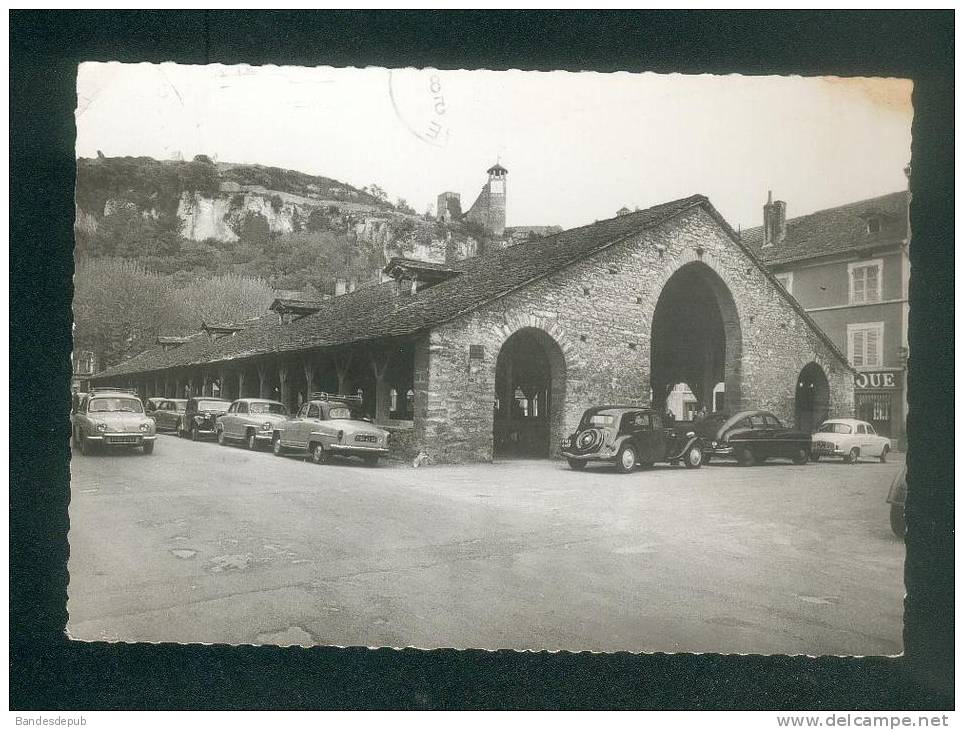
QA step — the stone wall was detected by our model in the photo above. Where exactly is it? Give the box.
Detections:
[414,205,853,463]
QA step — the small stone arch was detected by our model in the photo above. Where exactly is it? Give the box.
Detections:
[795,361,830,433]
[490,320,570,459]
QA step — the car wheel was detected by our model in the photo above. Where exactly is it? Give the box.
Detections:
[847,447,859,464]
[176,420,184,437]
[142,441,155,455]
[272,434,285,456]
[246,431,258,450]
[190,425,199,442]
[615,444,637,474]
[310,442,329,465]
[683,445,703,469]
[791,448,809,465]
[566,458,587,471]
[217,428,226,446]
[363,454,379,467]
[737,447,755,467]
[879,445,890,463]
[890,503,906,538]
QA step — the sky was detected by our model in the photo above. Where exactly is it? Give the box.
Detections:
[76,63,913,231]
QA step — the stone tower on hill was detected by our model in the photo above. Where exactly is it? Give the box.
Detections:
[463,162,507,236]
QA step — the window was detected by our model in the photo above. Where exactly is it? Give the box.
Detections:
[775,272,793,295]
[764,414,782,428]
[866,217,880,234]
[307,404,320,419]
[856,424,867,435]
[237,402,248,414]
[749,414,767,428]
[866,424,877,436]
[848,259,882,304]
[848,322,884,368]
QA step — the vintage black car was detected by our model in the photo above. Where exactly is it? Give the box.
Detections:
[561,406,704,473]
[178,396,232,440]
[692,409,811,466]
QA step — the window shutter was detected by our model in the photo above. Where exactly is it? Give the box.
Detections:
[867,328,880,366]
[851,329,865,366]
[852,268,865,302]
[867,265,880,301]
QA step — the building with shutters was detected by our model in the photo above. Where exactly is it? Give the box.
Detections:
[741,184,910,448]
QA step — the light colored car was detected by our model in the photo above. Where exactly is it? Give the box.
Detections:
[272,394,390,466]
[71,387,157,455]
[216,398,290,450]
[810,418,891,463]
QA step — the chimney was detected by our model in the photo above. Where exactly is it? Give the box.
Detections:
[763,191,787,247]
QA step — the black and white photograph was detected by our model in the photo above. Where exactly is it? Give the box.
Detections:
[63,61,917,657]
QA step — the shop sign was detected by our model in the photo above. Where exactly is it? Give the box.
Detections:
[854,371,899,389]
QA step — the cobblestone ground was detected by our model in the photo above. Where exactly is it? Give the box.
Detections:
[67,434,905,655]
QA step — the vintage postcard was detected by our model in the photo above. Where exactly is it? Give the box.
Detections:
[68,63,912,655]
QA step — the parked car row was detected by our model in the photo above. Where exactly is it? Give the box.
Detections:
[73,388,391,467]
[563,406,894,473]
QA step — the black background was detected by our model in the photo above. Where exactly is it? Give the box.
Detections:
[10,10,954,710]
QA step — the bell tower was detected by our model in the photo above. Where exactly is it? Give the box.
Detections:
[485,161,507,236]
[465,161,507,236]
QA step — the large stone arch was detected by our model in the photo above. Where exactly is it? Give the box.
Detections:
[646,257,743,414]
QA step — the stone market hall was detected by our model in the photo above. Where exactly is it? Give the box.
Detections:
[90,194,855,463]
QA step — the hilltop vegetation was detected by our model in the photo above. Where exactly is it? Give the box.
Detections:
[73,155,442,368]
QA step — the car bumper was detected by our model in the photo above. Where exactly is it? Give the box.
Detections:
[86,434,156,446]
[328,444,390,456]
[560,449,616,464]
[811,442,844,457]
[706,445,734,457]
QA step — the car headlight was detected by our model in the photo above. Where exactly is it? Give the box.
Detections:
[711,440,718,448]
[261,421,272,430]
[139,422,149,432]
[96,423,108,432]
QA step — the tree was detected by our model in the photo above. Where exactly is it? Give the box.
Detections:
[395,197,416,215]
[367,184,388,203]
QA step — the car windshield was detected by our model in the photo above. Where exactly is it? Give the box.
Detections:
[818,423,853,435]
[582,413,617,428]
[197,400,229,412]
[328,406,353,420]
[248,402,288,415]
[89,397,143,413]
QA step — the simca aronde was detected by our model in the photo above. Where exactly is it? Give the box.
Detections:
[810,418,891,463]
[272,393,390,466]
[693,410,811,466]
[216,398,290,450]
[71,387,157,455]
[178,397,231,440]
[561,406,704,473]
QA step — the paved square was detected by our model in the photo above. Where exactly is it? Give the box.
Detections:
[68,435,904,654]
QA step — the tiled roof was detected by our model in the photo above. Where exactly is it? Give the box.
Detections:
[94,194,848,379]
[742,191,909,266]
